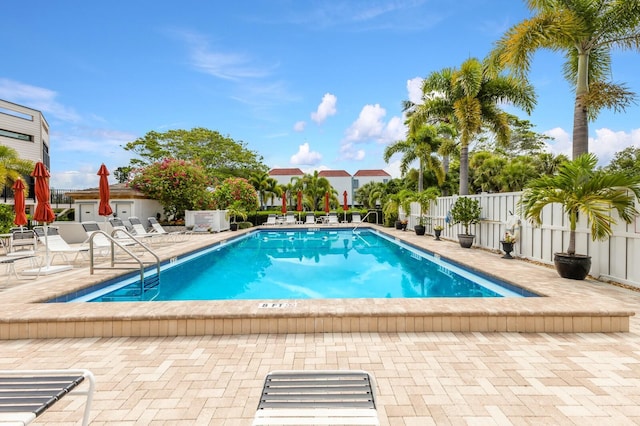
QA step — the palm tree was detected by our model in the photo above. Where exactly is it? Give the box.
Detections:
[489,0,640,159]
[248,170,271,210]
[418,58,536,195]
[383,122,452,192]
[294,171,333,211]
[0,145,34,195]
[520,153,640,256]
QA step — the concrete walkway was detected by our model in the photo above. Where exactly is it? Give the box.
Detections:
[1,227,640,424]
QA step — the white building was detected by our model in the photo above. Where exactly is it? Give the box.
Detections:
[1,99,51,211]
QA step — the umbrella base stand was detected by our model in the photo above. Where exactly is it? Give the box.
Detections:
[23,264,72,276]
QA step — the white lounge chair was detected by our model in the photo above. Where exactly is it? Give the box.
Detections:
[128,217,166,243]
[327,212,339,225]
[284,213,296,225]
[8,228,37,253]
[305,213,316,225]
[147,217,190,242]
[0,369,95,426]
[82,221,136,251]
[252,370,379,425]
[33,226,89,264]
[264,214,277,226]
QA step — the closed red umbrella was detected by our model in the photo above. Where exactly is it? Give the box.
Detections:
[97,164,113,217]
[31,162,55,224]
[324,192,330,213]
[12,178,27,227]
[28,161,71,274]
[296,190,303,212]
[281,192,287,214]
[342,191,348,210]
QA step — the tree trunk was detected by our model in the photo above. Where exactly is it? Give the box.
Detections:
[572,53,590,159]
[459,145,469,195]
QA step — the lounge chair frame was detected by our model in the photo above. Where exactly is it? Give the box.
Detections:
[253,370,379,425]
[0,369,95,426]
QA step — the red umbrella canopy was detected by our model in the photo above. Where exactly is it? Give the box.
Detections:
[296,190,303,212]
[97,164,113,217]
[12,178,28,227]
[31,161,56,223]
[342,190,348,211]
[281,192,287,214]
[324,192,330,213]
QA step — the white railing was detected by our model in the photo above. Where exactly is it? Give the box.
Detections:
[406,192,640,288]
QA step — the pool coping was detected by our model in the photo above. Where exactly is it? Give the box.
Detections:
[0,225,634,338]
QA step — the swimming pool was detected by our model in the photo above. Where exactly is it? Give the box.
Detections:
[61,229,536,302]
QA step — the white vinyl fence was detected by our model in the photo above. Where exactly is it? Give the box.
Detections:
[404,192,640,288]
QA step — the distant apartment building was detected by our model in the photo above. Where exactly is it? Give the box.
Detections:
[318,170,352,205]
[1,99,51,204]
[269,168,391,208]
[0,99,50,168]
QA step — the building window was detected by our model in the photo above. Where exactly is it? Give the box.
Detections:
[383,179,389,184]
[0,128,33,142]
[352,179,359,189]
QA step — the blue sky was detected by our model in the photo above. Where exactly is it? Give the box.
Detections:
[1,0,639,189]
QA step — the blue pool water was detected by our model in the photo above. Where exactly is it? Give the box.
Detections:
[61,229,536,302]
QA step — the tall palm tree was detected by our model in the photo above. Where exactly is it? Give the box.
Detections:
[248,170,271,210]
[520,153,640,256]
[0,145,34,195]
[384,121,452,192]
[418,58,536,195]
[489,0,640,159]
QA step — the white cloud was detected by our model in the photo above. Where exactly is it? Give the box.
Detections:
[174,30,271,81]
[407,77,423,105]
[311,93,337,124]
[543,126,640,166]
[339,142,366,161]
[0,78,80,122]
[290,142,322,165]
[293,121,306,132]
[344,104,404,144]
[384,159,402,179]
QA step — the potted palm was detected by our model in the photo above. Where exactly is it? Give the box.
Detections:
[520,154,640,280]
[449,196,481,248]
[226,201,248,231]
[403,188,439,236]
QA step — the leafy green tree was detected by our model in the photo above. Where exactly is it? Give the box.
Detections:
[0,145,33,193]
[499,156,539,192]
[123,127,267,180]
[469,152,507,193]
[489,0,640,159]
[129,158,214,220]
[113,166,132,183]
[418,58,536,195]
[211,177,259,212]
[606,146,640,177]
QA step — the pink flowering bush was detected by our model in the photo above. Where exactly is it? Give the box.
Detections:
[129,158,214,220]
[212,177,258,212]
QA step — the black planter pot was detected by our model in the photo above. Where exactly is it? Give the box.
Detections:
[434,229,442,241]
[414,225,426,236]
[553,253,591,280]
[500,241,514,259]
[395,221,403,230]
[457,234,475,248]
[400,223,408,231]
[230,223,239,231]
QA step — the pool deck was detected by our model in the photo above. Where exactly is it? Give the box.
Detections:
[2,225,640,424]
[0,224,634,339]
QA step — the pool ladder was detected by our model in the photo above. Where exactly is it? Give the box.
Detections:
[88,229,161,296]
